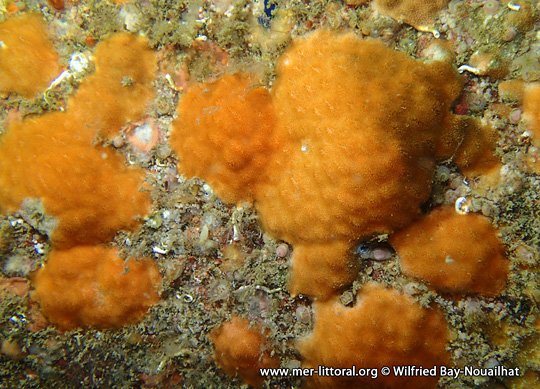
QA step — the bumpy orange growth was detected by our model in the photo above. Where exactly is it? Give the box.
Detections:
[253,31,465,298]
[524,84,540,173]
[70,33,157,139]
[0,33,156,248]
[209,316,278,387]
[0,115,150,248]
[288,241,359,299]
[258,31,462,246]
[170,74,279,203]
[0,13,62,98]
[451,117,500,178]
[298,283,450,388]
[390,207,509,296]
[31,246,162,330]
[373,0,450,30]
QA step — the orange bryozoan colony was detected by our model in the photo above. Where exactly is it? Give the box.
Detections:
[171,30,494,300]
[524,84,540,137]
[209,316,279,387]
[297,283,451,388]
[0,33,156,249]
[0,14,162,330]
[170,73,279,203]
[69,33,158,140]
[390,207,509,296]
[0,13,62,98]
[524,83,540,173]
[31,246,162,330]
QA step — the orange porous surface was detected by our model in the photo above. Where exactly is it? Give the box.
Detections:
[524,83,540,172]
[70,33,157,139]
[209,316,278,387]
[31,246,162,330]
[288,241,359,299]
[0,13,62,98]
[0,33,156,248]
[0,114,150,248]
[390,207,509,296]
[0,113,151,248]
[170,73,279,203]
[254,31,466,299]
[297,283,451,388]
[451,117,500,178]
[373,0,450,30]
[257,31,462,246]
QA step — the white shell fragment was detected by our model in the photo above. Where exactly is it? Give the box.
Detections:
[455,197,471,214]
